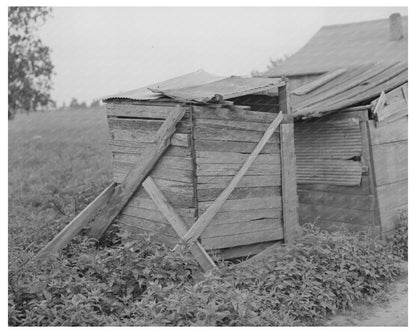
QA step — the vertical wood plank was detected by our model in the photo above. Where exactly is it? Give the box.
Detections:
[279,84,300,243]
[89,105,186,240]
[142,177,217,272]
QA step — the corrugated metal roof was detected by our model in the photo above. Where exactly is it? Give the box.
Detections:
[263,16,408,77]
[101,69,223,101]
[291,62,408,119]
[153,76,285,103]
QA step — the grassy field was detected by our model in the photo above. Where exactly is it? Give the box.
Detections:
[8,107,113,265]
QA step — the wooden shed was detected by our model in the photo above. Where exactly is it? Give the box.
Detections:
[89,71,300,268]
[289,62,408,235]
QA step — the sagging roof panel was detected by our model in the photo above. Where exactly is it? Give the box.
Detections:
[101,69,223,101]
[291,62,408,119]
[264,16,408,76]
[153,76,285,103]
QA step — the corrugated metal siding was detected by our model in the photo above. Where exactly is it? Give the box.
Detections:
[295,118,363,186]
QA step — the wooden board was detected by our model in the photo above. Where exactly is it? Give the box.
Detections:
[198,196,282,213]
[197,174,281,190]
[195,140,279,154]
[372,140,407,186]
[379,204,407,233]
[193,105,278,123]
[122,206,195,226]
[376,179,407,212]
[197,163,280,177]
[195,126,280,143]
[35,183,116,259]
[202,217,282,237]
[131,186,194,208]
[201,226,284,250]
[298,175,371,195]
[107,102,184,119]
[196,151,280,165]
[118,213,178,237]
[109,142,191,156]
[108,117,191,134]
[298,190,376,211]
[195,118,271,131]
[198,186,281,202]
[376,100,407,122]
[201,208,282,227]
[113,156,193,172]
[299,203,374,225]
[209,241,281,260]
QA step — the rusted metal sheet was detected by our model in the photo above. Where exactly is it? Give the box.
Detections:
[101,69,223,101]
[291,62,408,119]
[294,118,363,186]
[154,76,285,103]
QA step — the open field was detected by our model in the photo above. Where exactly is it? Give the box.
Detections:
[8,107,113,264]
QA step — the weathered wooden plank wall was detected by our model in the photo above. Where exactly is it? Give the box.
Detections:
[369,84,408,233]
[106,102,194,245]
[193,105,284,253]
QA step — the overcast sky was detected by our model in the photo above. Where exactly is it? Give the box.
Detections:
[38,6,408,105]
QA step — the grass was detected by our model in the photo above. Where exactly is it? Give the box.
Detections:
[8,107,113,265]
[8,108,407,326]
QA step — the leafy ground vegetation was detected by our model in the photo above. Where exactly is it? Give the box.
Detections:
[8,109,407,326]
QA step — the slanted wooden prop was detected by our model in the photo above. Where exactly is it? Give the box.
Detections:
[36,101,293,271]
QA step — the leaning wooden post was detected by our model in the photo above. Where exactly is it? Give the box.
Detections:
[279,82,300,243]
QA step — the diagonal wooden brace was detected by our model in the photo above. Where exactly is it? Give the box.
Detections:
[178,112,284,246]
[142,177,217,272]
[89,105,186,240]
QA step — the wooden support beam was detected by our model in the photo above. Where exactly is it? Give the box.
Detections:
[180,112,285,245]
[89,105,186,240]
[142,177,217,272]
[279,84,300,243]
[35,182,116,259]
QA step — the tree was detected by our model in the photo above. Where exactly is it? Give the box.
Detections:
[90,100,100,108]
[69,98,80,108]
[251,54,291,77]
[8,7,54,119]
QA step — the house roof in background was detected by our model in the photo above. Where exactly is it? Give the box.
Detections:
[101,69,223,101]
[264,16,408,77]
[291,62,408,119]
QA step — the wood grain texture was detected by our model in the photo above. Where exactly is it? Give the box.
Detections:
[197,163,280,177]
[198,196,282,213]
[193,105,278,123]
[376,179,407,212]
[209,241,281,260]
[142,177,217,272]
[89,105,186,240]
[197,175,281,189]
[299,203,374,225]
[196,151,280,165]
[182,112,284,244]
[35,183,116,259]
[198,186,281,202]
[195,140,279,154]
[201,226,284,250]
[107,102,184,119]
[369,117,407,145]
[372,140,407,186]
[195,126,280,143]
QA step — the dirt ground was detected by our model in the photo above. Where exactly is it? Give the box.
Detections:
[325,264,408,326]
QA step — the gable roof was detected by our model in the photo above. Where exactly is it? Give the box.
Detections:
[264,16,408,77]
[291,62,408,119]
